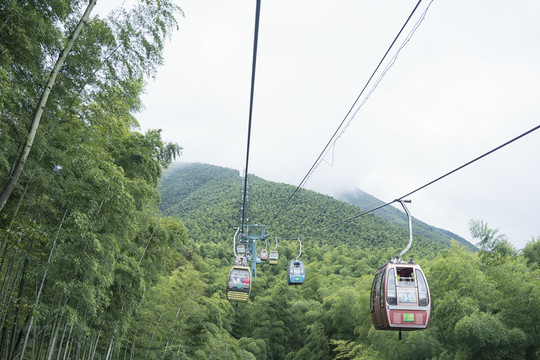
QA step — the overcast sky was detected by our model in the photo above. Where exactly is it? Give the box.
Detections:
[97,0,540,250]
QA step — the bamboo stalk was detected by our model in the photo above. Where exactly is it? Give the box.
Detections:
[0,0,98,213]
[19,203,70,359]
[55,318,69,360]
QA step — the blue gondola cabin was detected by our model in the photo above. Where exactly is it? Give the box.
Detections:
[287,259,305,285]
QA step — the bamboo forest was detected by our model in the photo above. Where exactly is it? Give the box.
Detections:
[1,1,540,359]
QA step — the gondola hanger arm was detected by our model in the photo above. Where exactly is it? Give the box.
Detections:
[233,227,241,259]
[396,199,413,260]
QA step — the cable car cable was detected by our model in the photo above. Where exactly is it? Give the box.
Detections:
[394,123,540,202]
[240,0,262,230]
[277,123,540,240]
[267,0,426,226]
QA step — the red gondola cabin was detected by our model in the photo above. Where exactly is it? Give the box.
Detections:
[370,260,431,331]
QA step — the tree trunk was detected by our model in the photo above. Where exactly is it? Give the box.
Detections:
[163,299,186,357]
[105,334,114,360]
[35,321,46,360]
[61,324,73,360]
[0,0,97,213]
[89,332,100,360]
[144,297,172,359]
[6,244,32,360]
[19,204,70,359]
[55,319,68,360]
[128,339,135,360]
[139,218,162,265]
[46,317,62,360]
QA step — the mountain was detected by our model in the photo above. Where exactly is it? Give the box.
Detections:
[159,162,476,255]
[335,188,477,251]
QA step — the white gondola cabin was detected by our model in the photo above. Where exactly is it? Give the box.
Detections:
[268,250,278,265]
[237,244,245,255]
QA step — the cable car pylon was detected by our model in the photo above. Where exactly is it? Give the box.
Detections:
[242,224,268,278]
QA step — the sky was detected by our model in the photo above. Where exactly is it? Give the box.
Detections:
[96,0,540,250]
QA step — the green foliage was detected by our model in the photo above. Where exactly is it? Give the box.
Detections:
[454,312,527,359]
[522,236,540,268]
[469,219,518,264]
[0,1,185,358]
[151,163,539,360]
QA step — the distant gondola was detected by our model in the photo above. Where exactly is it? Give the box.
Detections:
[227,265,251,302]
[268,250,278,265]
[287,259,305,285]
[260,249,268,261]
[237,244,245,255]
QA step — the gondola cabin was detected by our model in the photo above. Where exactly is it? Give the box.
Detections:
[227,266,251,302]
[260,249,268,261]
[237,244,245,255]
[287,259,305,285]
[269,250,278,265]
[370,261,431,331]
[256,255,261,264]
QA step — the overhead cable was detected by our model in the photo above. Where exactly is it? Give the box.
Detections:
[268,0,427,225]
[327,0,435,161]
[283,123,540,240]
[241,0,262,229]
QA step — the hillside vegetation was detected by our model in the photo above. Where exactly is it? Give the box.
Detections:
[153,162,540,360]
[160,163,469,258]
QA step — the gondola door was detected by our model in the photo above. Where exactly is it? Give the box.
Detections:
[370,268,386,329]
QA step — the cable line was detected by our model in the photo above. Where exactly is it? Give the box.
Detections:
[396,123,540,201]
[282,123,540,240]
[241,0,262,229]
[268,0,425,225]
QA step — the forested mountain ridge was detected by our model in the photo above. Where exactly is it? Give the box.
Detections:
[336,188,476,251]
[159,162,476,254]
